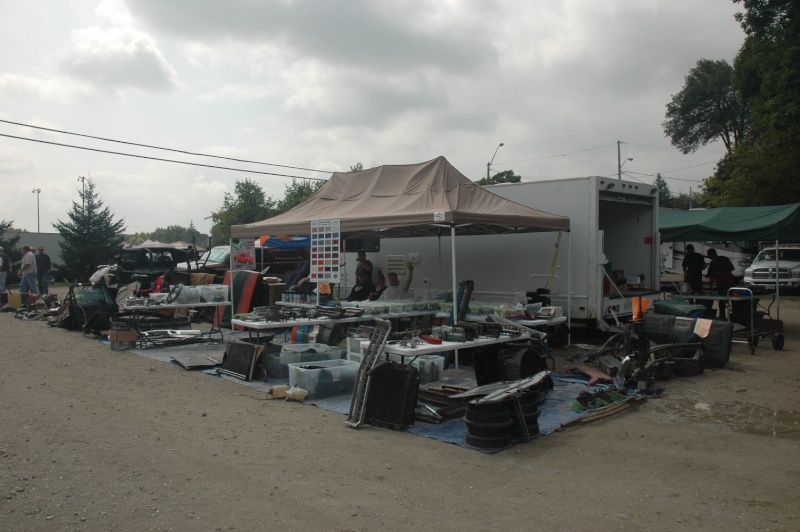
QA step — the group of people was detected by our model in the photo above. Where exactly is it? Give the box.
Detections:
[347,250,414,302]
[0,245,51,296]
[681,244,736,294]
[682,244,736,318]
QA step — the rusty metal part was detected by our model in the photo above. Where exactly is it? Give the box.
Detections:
[561,364,614,386]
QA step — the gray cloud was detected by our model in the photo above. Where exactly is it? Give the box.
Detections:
[56,26,179,93]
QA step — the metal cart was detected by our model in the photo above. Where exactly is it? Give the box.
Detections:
[727,287,785,354]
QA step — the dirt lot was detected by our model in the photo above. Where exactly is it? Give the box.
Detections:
[1,288,799,531]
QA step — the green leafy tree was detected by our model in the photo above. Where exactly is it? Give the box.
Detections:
[476,169,522,186]
[717,0,800,206]
[349,162,364,173]
[53,179,126,281]
[210,178,277,243]
[276,179,324,212]
[663,59,750,155]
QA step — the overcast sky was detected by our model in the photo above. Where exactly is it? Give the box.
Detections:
[1,0,746,236]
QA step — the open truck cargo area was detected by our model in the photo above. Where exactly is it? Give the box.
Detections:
[376,176,662,329]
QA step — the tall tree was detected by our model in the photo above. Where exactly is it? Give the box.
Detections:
[654,174,673,207]
[0,220,21,261]
[720,0,800,205]
[349,162,364,173]
[210,178,277,243]
[663,59,750,155]
[53,179,126,281]
[276,179,324,212]
[476,169,522,186]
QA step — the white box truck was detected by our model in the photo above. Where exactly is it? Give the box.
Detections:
[373,176,662,329]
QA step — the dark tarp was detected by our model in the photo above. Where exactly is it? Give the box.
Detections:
[230,156,570,239]
[660,203,800,242]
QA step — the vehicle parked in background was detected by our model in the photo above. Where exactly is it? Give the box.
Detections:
[176,245,231,273]
[92,246,189,292]
[743,244,800,289]
[661,241,756,281]
[175,244,308,277]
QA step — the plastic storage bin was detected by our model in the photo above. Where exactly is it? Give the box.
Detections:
[265,343,341,379]
[288,359,359,399]
[199,284,229,303]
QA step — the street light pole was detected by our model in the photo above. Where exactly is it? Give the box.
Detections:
[487,142,504,180]
[32,188,41,233]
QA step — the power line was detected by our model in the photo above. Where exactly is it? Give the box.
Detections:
[496,142,617,166]
[0,133,328,181]
[0,118,330,175]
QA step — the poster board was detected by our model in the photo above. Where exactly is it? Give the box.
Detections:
[310,220,341,283]
[230,238,256,271]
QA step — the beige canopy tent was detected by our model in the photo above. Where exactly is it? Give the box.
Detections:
[232,156,569,239]
[231,156,570,325]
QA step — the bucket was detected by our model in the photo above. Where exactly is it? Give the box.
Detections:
[679,282,690,294]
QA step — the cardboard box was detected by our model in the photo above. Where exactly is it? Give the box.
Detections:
[7,292,22,308]
[267,283,286,306]
[110,329,139,343]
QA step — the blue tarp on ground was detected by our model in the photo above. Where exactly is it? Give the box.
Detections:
[117,336,624,452]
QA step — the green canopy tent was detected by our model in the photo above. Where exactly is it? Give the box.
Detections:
[660,203,800,242]
[660,203,800,319]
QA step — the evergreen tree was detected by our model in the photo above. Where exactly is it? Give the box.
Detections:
[654,174,673,207]
[0,220,21,261]
[53,180,126,281]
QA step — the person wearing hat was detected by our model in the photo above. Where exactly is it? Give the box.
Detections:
[35,246,52,295]
[0,246,12,294]
[18,245,38,295]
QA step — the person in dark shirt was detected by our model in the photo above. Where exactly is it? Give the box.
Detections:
[368,269,387,301]
[347,271,374,302]
[35,246,52,295]
[681,244,706,293]
[706,248,736,318]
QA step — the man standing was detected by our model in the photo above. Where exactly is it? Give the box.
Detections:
[0,246,12,294]
[35,246,52,295]
[355,250,373,282]
[18,245,38,295]
[681,244,705,293]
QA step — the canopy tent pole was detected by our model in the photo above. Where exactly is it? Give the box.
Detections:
[567,231,572,347]
[775,239,780,319]
[228,238,236,323]
[451,223,459,369]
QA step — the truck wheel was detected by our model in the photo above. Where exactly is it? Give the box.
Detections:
[772,334,785,350]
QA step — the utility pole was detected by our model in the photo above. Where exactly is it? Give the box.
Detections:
[617,140,632,179]
[77,176,86,213]
[32,188,41,232]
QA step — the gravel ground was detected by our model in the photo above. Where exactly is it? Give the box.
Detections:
[1,286,798,531]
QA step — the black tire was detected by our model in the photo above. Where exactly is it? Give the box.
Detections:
[772,333,785,350]
[510,420,540,439]
[464,402,511,424]
[465,432,513,451]
[465,422,513,439]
